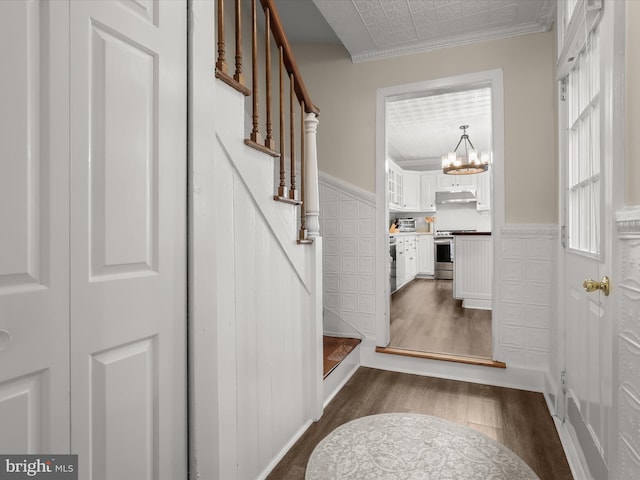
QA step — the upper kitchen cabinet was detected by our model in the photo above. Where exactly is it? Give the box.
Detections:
[402,172,419,210]
[437,173,475,190]
[419,172,437,211]
[388,161,403,210]
[474,170,491,211]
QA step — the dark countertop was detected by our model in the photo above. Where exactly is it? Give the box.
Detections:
[453,231,492,236]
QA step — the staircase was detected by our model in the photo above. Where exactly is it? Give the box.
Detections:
[192,1,325,478]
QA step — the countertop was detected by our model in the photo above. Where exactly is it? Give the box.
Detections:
[389,232,434,237]
[453,231,492,236]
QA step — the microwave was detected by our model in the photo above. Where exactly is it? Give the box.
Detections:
[396,218,416,232]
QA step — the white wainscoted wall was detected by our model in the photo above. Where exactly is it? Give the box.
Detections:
[319,173,378,337]
[497,226,558,374]
[190,7,323,475]
[320,175,558,392]
[616,208,640,480]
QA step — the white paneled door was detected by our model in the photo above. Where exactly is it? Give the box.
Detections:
[558,1,619,478]
[69,1,187,479]
[0,0,70,454]
[0,0,187,478]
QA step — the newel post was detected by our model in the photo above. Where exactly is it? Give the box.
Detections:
[304,112,320,237]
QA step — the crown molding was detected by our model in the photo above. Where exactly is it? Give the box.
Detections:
[351,22,554,63]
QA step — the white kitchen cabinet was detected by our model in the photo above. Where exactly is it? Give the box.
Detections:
[474,170,491,211]
[419,172,437,211]
[437,172,474,190]
[405,235,417,279]
[388,161,404,210]
[417,235,434,275]
[395,237,406,287]
[402,172,419,210]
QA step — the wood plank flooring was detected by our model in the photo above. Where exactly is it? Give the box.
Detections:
[323,336,361,378]
[390,278,492,359]
[267,367,573,480]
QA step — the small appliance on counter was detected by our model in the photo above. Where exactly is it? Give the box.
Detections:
[396,218,416,232]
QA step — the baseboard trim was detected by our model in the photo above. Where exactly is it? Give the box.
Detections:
[461,298,492,310]
[551,415,590,480]
[257,419,313,480]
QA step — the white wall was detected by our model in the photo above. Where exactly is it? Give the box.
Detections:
[294,30,557,224]
[626,0,640,206]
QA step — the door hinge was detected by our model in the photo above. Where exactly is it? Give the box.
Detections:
[560,83,567,102]
[561,225,567,248]
[561,370,567,394]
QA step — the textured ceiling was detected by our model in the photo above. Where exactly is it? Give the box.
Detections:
[272,0,554,171]
[312,0,556,62]
[387,87,492,171]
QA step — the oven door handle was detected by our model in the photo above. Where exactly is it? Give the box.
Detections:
[434,238,453,245]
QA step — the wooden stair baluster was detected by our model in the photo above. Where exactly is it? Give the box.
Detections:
[249,0,261,144]
[215,0,227,74]
[233,0,245,84]
[215,0,250,95]
[276,46,287,198]
[289,73,297,201]
[264,7,274,150]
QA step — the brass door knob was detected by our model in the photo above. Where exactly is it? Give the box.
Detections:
[583,276,610,296]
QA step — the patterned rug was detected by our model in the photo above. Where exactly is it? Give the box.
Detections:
[306,413,540,480]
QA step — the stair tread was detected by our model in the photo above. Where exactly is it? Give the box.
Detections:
[323,335,361,379]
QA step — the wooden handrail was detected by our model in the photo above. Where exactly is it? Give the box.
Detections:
[259,0,319,115]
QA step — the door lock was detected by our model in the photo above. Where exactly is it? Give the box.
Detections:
[583,276,610,296]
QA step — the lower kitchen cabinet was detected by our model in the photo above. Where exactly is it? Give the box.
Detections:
[417,235,434,275]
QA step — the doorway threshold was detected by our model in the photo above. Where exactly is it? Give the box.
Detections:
[375,346,506,369]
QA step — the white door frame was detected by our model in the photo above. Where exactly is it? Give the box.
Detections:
[375,69,505,355]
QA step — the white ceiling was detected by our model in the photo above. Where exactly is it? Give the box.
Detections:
[387,87,492,171]
[310,0,556,62]
[273,0,555,171]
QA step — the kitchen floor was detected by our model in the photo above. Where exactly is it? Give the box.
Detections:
[390,278,492,358]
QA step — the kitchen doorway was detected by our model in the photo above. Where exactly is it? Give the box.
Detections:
[375,70,505,363]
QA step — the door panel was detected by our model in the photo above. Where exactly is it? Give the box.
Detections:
[70,1,186,478]
[0,0,70,453]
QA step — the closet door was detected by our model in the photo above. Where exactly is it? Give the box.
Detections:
[0,0,70,454]
[69,1,187,479]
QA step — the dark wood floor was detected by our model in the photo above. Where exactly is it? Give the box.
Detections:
[390,278,492,359]
[323,336,361,378]
[267,367,573,480]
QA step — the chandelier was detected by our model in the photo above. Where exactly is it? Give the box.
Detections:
[441,125,489,175]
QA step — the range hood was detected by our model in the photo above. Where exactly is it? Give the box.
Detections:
[435,189,477,204]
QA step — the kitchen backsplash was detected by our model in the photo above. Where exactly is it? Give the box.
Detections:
[389,203,491,232]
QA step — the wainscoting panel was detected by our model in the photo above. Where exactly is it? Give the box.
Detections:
[497,226,558,370]
[617,209,640,480]
[320,173,377,337]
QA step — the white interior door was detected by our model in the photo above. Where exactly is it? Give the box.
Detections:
[559,1,618,477]
[69,1,187,479]
[0,0,70,454]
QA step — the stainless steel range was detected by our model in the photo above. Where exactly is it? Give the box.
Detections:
[433,230,476,279]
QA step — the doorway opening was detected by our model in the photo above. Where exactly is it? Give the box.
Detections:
[375,70,505,365]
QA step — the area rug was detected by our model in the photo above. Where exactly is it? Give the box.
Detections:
[306,413,539,480]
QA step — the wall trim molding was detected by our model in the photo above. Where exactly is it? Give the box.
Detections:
[616,207,640,236]
[319,171,376,207]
